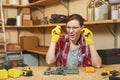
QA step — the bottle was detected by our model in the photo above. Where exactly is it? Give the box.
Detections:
[111,5,119,19]
[117,5,120,19]
[87,0,94,21]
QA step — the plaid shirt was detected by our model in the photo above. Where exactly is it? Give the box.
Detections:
[55,34,91,67]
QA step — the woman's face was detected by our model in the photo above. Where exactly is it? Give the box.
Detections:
[66,20,83,43]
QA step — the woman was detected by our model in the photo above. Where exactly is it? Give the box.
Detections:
[46,14,101,68]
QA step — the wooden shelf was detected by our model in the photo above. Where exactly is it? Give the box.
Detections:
[3,0,60,7]
[2,23,65,29]
[3,0,120,28]
[28,0,60,6]
[2,19,120,29]
[7,50,23,54]
[8,57,23,61]
[85,19,120,25]
[0,50,5,53]
[0,54,6,58]
[26,46,49,55]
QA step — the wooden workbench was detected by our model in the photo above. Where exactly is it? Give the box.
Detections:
[7,64,120,80]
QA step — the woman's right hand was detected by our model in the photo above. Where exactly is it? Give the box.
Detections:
[51,25,61,42]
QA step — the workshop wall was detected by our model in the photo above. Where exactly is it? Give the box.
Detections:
[5,0,120,49]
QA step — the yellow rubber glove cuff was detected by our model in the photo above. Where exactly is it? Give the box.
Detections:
[82,28,94,45]
[51,25,61,42]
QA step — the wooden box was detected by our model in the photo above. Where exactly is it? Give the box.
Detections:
[20,36,39,50]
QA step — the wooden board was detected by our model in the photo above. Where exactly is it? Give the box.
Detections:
[26,46,49,55]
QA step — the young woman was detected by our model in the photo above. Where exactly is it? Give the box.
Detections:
[46,14,101,68]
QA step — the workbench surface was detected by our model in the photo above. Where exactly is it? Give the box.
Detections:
[7,64,120,80]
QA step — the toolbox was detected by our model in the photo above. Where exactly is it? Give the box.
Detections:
[97,48,120,65]
[109,76,120,80]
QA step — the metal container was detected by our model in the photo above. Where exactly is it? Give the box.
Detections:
[94,0,109,20]
[87,0,109,21]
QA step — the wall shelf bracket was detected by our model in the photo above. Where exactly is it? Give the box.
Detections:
[36,6,45,17]
[105,24,119,48]
[59,0,69,15]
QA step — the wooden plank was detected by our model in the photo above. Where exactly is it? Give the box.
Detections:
[8,57,23,61]
[85,19,120,25]
[1,23,65,29]
[29,0,60,6]
[26,47,48,55]
[0,50,5,53]
[3,0,60,7]
[1,20,120,29]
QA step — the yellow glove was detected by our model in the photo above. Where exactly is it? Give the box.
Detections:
[51,25,61,42]
[82,28,94,45]
[8,68,20,78]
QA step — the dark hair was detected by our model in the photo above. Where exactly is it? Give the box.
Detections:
[66,14,85,27]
